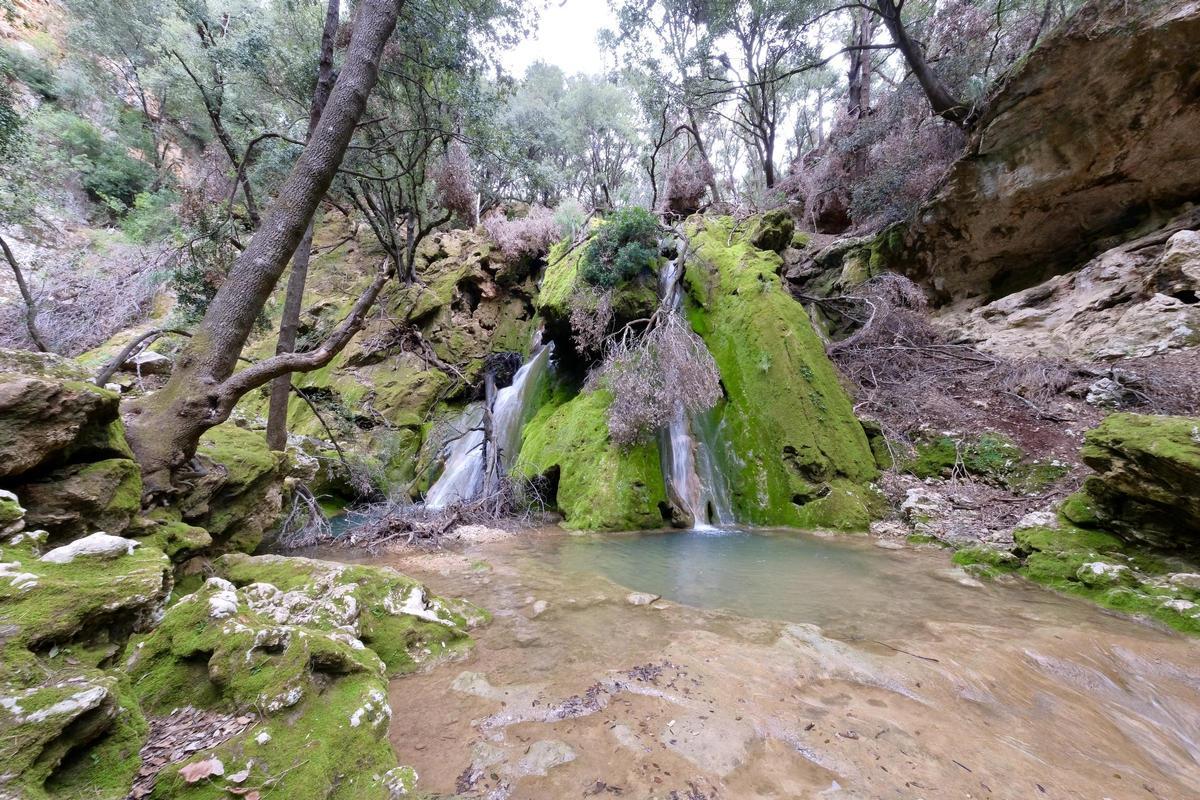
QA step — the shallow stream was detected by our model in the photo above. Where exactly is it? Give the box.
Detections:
[322,527,1200,799]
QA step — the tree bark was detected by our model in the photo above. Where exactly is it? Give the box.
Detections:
[266,0,342,452]
[847,8,877,117]
[0,234,49,352]
[874,0,975,127]
[125,0,405,497]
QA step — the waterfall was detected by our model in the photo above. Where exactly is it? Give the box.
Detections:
[423,404,485,509]
[424,338,551,509]
[658,249,735,529]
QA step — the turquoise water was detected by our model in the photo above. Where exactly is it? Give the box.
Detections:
[555,527,1103,639]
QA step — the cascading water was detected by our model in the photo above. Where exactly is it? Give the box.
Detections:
[424,337,551,509]
[423,404,485,509]
[658,248,735,529]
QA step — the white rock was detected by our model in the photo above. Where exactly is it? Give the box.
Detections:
[39,532,139,564]
[122,350,173,375]
[529,599,549,618]
[1167,573,1200,592]
[1160,598,1198,615]
[255,731,272,745]
[1076,561,1130,587]
[626,591,660,606]
[1015,511,1059,530]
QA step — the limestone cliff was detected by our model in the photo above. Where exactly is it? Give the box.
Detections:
[894,0,1200,306]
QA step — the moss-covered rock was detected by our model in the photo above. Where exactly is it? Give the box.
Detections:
[0,349,123,479]
[747,209,795,254]
[1078,412,1200,551]
[515,385,670,531]
[0,536,169,799]
[536,239,660,365]
[903,432,1068,494]
[12,457,142,540]
[175,425,287,554]
[126,553,482,799]
[682,217,880,529]
[1010,522,1200,635]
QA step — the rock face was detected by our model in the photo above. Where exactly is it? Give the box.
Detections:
[895,0,1200,306]
[1075,413,1200,551]
[940,218,1200,360]
[683,217,881,529]
[236,222,541,496]
[515,387,670,531]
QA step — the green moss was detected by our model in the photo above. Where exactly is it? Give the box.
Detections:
[197,425,281,490]
[682,217,879,529]
[141,509,213,560]
[904,432,1067,493]
[952,545,1019,571]
[1060,490,1100,527]
[43,675,149,800]
[515,384,669,531]
[1012,524,1200,635]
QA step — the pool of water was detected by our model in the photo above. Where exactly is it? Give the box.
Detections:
[314,526,1200,799]
[557,527,1105,640]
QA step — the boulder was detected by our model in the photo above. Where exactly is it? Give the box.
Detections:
[39,532,140,564]
[0,349,122,479]
[175,425,287,554]
[893,0,1200,306]
[1079,413,1200,551]
[13,458,142,540]
[119,350,172,376]
[125,554,483,799]
[748,209,795,254]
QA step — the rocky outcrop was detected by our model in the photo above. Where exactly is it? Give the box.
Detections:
[683,218,881,529]
[235,222,541,499]
[0,349,145,542]
[941,219,1200,360]
[894,0,1200,306]
[126,553,482,799]
[0,499,170,800]
[1071,412,1200,551]
[0,350,131,479]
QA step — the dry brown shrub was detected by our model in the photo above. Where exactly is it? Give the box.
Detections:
[589,312,721,447]
[432,140,477,220]
[482,205,561,261]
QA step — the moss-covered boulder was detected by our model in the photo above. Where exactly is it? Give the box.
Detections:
[0,533,170,799]
[0,349,127,480]
[747,209,795,254]
[682,217,880,529]
[515,385,670,531]
[12,457,142,540]
[1078,413,1200,551]
[174,425,287,554]
[126,553,482,799]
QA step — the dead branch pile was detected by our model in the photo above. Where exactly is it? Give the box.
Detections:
[819,273,1093,460]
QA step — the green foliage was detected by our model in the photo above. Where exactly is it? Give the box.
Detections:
[0,81,20,160]
[39,110,154,210]
[580,206,659,287]
[0,44,57,99]
[121,188,180,242]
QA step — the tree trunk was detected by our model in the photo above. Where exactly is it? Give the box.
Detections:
[125,0,405,497]
[266,0,342,452]
[686,106,722,204]
[0,234,49,352]
[874,0,974,126]
[848,8,877,117]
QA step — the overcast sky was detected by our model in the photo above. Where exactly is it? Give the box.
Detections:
[499,0,612,77]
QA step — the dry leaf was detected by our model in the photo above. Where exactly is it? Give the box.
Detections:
[179,757,224,783]
[227,769,250,783]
